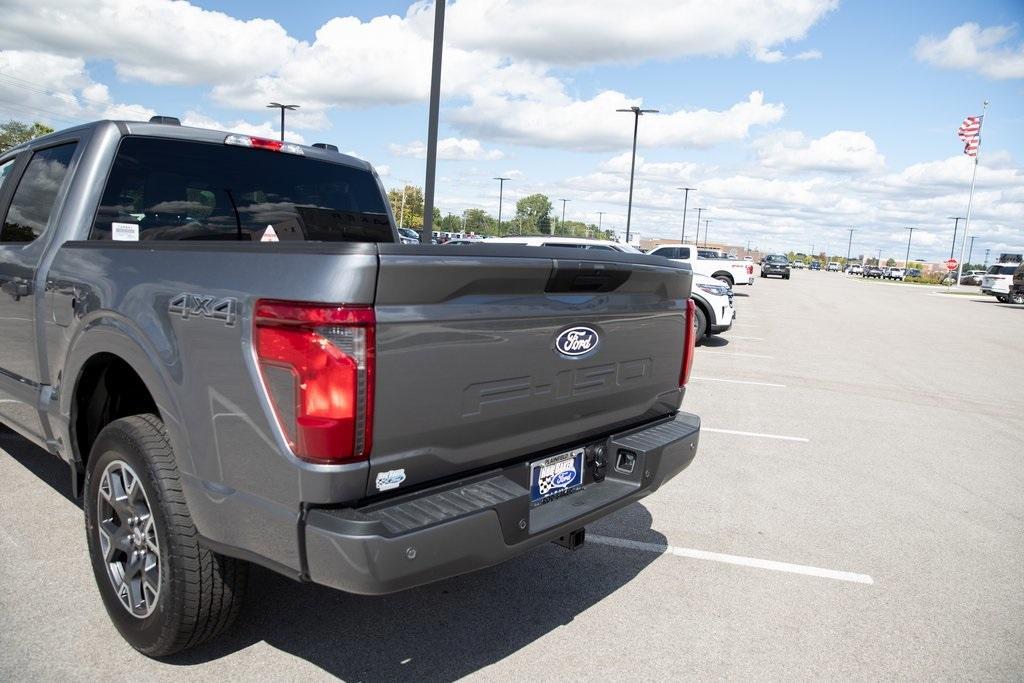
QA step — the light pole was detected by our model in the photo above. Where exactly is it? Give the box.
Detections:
[597,211,605,233]
[493,177,509,235]
[877,248,882,264]
[846,228,855,264]
[678,187,696,244]
[904,227,915,269]
[703,218,711,247]
[966,235,977,267]
[420,0,446,243]
[693,207,705,245]
[947,216,965,259]
[616,105,659,243]
[984,248,990,266]
[267,102,300,141]
[398,184,407,229]
[559,198,570,234]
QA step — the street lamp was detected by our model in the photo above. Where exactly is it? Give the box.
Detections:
[559,198,570,233]
[846,228,855,264]
[966,235,977,267]
[494,177,510,234]
[677,187,696,244]
[904,227,915,270]
[703,218,711,247]
[266,102,300,141]
[947,216,965,259]
[421,0,447,243]
[597,211,605,233]
[693,208,705,245]
[616,105,658,243]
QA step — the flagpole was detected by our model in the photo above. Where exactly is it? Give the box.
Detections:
[956,100,987,287]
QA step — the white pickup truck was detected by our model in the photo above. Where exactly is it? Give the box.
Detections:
[648,244,754,288]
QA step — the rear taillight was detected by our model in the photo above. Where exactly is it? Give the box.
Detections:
[680,299,696,387]
[254,300,374,464]
[746,264,754,275]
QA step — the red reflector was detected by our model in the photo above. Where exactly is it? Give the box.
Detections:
[746,264,753,275]
[254,300,374,464]
[680,299,696,387]
[249,136,284,151]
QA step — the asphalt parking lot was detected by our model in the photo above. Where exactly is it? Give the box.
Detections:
[1,271,1022,680]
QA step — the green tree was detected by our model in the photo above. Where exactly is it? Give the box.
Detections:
[386,185,424,229]
[514,194,553,235]
[886,257,896,267]
[463,208,497,234]
[0,120,54,153]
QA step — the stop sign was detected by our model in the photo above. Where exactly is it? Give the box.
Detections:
[945,258,958,271]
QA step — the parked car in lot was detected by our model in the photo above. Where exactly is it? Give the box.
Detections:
[827,262,840,272]
[397,227,421,244]
[960,270,987,286]
[848,263,864,275]
[884,267,905,281]
[0,118,703,656]
[865,266,884,278]
[647,244,755,287]
[905,268,921,278]
[981,261,1021,302]
[809,261,821,271]
[690,274,735,342]
[1010,263,1024,305]
[790,260,805,269]
[760,254,791,279]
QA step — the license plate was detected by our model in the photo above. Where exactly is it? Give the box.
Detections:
[529,448,585,506]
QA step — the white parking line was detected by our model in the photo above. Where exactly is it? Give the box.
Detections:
[691,376,785,388]
[727,335,764,341]
[698,351,774,359]
[703,427,809,442]
[588,534,874,585]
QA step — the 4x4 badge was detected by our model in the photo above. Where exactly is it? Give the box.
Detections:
[168,293,238,327]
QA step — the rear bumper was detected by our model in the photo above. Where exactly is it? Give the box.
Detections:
[303,412,700,595]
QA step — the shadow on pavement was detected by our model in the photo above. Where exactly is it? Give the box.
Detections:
[0,426,80,507]
[1,425,664,681]
[700,335,729,348]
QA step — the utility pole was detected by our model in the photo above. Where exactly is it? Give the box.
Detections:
[877,248,882,264]
[678,187,696,244]
[966,235,977,267]
[904,227,915,269]
[493,177,509,235]
[559,199,570,234]
[703,218,711,247]
[947,216,965,259]
[267,102,300,141]
[597,211,605,233]
[846,228,855,264]
[420,0,446,243]
[398,184,407,230]
[616,105,658,243]
[984,248,990,266]
[693,207,705,245]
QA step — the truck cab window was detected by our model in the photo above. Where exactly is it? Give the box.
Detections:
[0,143,77,243]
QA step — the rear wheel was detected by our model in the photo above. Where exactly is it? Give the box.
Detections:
[997,295,1008,303]
[1010,290,1024,305]
[84,414,248,656]
[713,273,733,287]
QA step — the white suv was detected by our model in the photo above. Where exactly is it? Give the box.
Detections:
[690,274,735,343]
[827,262,840,272]
[981,263,1018,302]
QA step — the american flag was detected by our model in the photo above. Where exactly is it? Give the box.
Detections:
[957,115,982,157]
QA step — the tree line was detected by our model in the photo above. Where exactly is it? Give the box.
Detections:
[387,185,615,240]
[0,120,55,153]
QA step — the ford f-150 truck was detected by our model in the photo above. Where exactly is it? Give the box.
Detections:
[0,118,701,656]
[646,244,754,287]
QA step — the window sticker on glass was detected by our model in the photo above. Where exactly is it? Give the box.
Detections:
[111,222,139,241]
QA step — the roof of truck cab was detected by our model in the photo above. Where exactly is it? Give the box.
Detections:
[12,119,373,172]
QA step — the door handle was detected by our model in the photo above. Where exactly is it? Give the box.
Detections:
[1,278,32,301]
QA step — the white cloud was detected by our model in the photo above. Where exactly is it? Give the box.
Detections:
[452,91,784,152]
[448,0,837,66]
[389,137,505,160]
[0,50,155,125]
[794,49,822,60]
[755,130,885,173]
[179,111,307,144]
[752,47,787,63]
[915,23,1024,80]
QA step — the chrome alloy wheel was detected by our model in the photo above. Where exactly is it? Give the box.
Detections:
[96,460,161,618]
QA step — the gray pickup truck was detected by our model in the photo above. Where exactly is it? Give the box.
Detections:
[0,118,701,656]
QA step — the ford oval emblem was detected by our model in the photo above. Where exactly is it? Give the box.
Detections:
[552,469,577,487]
[555,326,599,357]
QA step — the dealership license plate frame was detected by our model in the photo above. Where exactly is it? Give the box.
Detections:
[529,447,586,507]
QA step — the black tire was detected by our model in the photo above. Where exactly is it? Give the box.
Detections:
[784,274,790,280]
[997,295,1008,303]
[83,414,248,657]
[713,273,733,287]
[693,304,708,344]
[1009,290,1024,305]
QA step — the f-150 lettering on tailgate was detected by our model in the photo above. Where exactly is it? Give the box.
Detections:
[461,358,653,417]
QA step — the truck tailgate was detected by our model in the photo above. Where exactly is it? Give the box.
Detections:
[368,245,693,495]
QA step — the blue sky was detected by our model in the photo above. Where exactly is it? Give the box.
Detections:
[1,0,1021,261]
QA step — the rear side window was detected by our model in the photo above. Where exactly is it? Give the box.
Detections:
[1,143,77,243]
[91,137,391,242]
[0,158,16,192]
